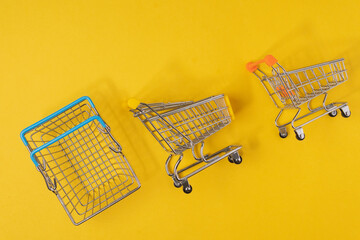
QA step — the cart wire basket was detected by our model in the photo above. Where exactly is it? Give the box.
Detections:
[129,94,242,194]
[246,55,350,140]
[20,96,140,225]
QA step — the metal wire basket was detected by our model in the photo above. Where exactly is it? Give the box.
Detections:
[20,96,140,225]
[247,55,351,140]
[129,94,242,194]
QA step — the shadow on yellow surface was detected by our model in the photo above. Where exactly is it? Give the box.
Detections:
[1,0,360,239]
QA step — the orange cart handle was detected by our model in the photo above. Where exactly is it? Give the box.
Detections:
[246,55,278,73]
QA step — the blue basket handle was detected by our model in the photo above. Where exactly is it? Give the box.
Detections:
[29,116,107,167]
[20,96,96,146]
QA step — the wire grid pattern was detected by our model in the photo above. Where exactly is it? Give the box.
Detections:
[267,59,347,108]
[133,101,194,117]
[23,99,140,225]
[23,100,97,152]
[136,95,232,154]
[33,119,139,224]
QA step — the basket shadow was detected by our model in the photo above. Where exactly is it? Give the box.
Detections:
[73,78,159,182]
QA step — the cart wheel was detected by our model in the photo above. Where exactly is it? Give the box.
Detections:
[279,131,288,138]
[279,127,288,138]
[183,185,192,194]
[228,151,241,164]
[234,156,242,164]
[294,128,305,141]
[174,181,182,188]
[328,110,337,117]
[340,109,351,118]
[295,132,305,141]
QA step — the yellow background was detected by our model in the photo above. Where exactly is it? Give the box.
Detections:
[1,0,360,239]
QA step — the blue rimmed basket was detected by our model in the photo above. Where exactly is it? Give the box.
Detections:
[20,96,140,225]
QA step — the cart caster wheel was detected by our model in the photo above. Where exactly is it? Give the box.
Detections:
[341,110,351,118]
[340,107,351,118]
[228,152,241,164]
[295,134,305,141]
[279,128,288,138]
[294,128,305,141]
[328,110,338,117]
[174,181,182,188]
[183,185,192,194]
[233,156,242,164]
[279,131,288,138]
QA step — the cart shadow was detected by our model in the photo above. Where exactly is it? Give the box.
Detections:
[67,59,258,182]
[72,78,160,181]
[129,60,258,167]
[249,23,326,69]
[338,41,360,98]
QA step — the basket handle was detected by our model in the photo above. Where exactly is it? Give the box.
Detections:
[20,96,96,146]
[29,116,107,167]
[246,55,278,73]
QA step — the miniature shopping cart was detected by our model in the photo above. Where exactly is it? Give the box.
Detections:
[129,94,242,194]
[20,96,140,225]
[246,55,350,140]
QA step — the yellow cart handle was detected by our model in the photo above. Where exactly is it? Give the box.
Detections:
[224,95,235,120]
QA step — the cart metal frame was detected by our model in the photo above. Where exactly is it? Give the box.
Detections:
[129,94,242,194]
[247,55,350,140]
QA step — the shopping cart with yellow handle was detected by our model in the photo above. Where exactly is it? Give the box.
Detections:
[20,96,140,225]
[247,55,350,140]
[129,94,242,194]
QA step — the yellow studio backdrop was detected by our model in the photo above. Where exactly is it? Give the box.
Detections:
[0,0,360,239]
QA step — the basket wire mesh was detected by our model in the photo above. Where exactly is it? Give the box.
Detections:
[21,97,140,225]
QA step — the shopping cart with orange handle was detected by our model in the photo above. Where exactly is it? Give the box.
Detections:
[246,55,350,140]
